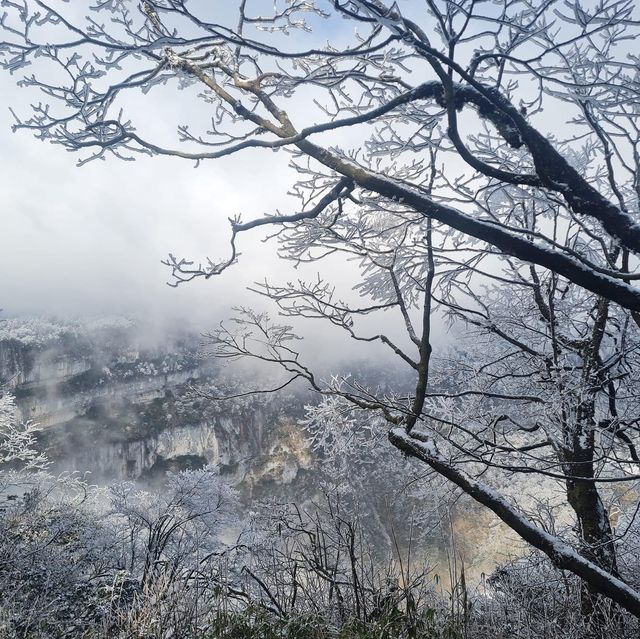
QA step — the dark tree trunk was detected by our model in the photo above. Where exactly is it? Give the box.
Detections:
[565,405,621,638]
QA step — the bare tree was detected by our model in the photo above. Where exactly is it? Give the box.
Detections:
[420,181,640,627]
[3,0,640,623]
[0,389,48,477]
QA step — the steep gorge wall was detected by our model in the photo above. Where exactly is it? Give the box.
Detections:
[0,320,311,488]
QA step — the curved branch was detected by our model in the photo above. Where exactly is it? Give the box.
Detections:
[389,427,640,617]
[296,139,640,312]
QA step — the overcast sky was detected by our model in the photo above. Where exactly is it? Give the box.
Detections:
[0,1,454,368]
[0,3,351,320]
[0,71,295,319]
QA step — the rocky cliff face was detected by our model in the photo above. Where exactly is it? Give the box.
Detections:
[0,338,90,388]
[0,317,311,487]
